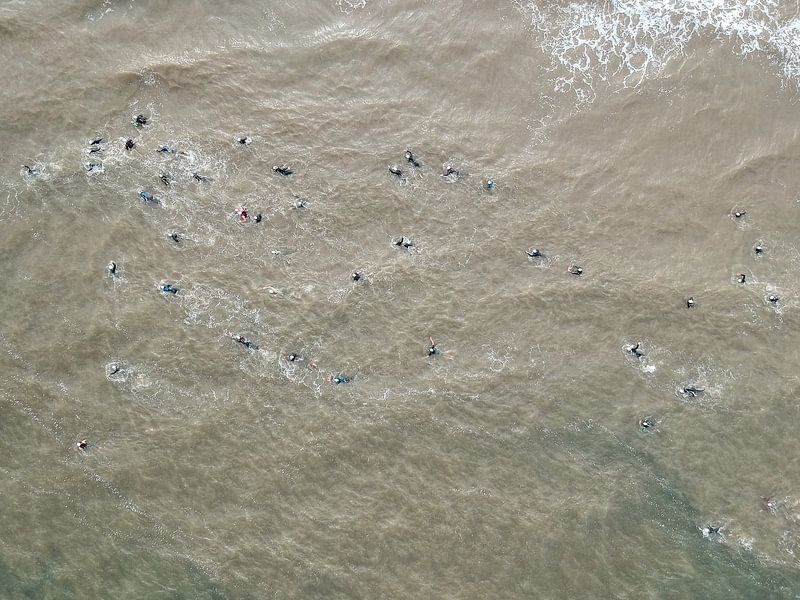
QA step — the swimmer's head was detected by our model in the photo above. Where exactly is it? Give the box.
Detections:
[686,297,695,308]
[768,294,779,303]
[125,138,135,150]
[737,273,746,284]
[754,244,764,254]
[567,265,583,276]
[526,247,541,258]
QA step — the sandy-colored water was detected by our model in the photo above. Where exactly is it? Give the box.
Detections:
[2,1,800,597]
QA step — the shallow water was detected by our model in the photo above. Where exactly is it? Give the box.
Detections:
[3,0,800,598]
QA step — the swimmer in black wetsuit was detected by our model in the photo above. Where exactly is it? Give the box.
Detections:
[273,165,293,176]
[168,232,180,243]
[626,342,644,358]
[686,297,695,308]
[393,236,414,248]
[238,136,251,145]
[125,138,135,151]
[567,265,583,276]
[107,261,117,275]
[22,165,38,176]
[389,165,402,177]
[680,385,704,397]
[733,210,746,219]
[160,283,178,294]
[405,150,420,168]
[351,271,363,282]
[737,273,746,284]
[427,337,439,357]
[526,247,542,258]
[134,114,148,127]
[442,163,459,177]
[332,373,352,384]
[77,439,88,451]
[768,294,779,304]
[159,172,171,186]
[232,335,258,350]
[754,244,763,255]
[192,172,208,182]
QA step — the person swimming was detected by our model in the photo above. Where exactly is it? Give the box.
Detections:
[680,384,704,397]
[254,213,262,223]
[733,209,746,219]
[567,265,583,276]
[168,232,180,243]
[88,140,103,153]
[125,138,135,151]
[626,342,644,358]
[442,163,459,178]
[754,244,764,255]
[239,207,248,223]
[232,334,258,350]
[238,136,251,145]
[273,164,293,176]
[702,525,721,538]
[768,294,779,304]
[427,337,439,357]
[639,416,655,430]
[77,439,89,451]
[157,144,178,154]
[22,165,38,176]
[389,165,403,177]
[159,283,178,294]
[134,114,148,127]
[351,271,363,282]
[285,353,301,362]
[139,191,159,204]
[332,373,352,384]
[686,297,695,308]
[85,162,102,173]
[159,172,171,186]
[737,273,746,284]
[526,247,542,258]
[484,179,496,191]
[393,236,414,248]
[89,137,103,146]
[405,150,420,168]
[192,172,208,182]
[107,261,117,275]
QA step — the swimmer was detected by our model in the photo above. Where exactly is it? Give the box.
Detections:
[680,385,704,397]
[285,353,302,362]
[238,207,248,223]
[168,232,180,243]
[427,337,438,357]
[388,165,403,177]
[484,179,496,191]
[754,244,764,255]
[734,210,746,219]
[686,297,695,308]
[157,144,177,154]
[567,265,583,276]
[85,162,102,172]
[254,213,262,223]
[192,172,208,182]
[273,164,293,176]
[159,283,178,294]
[232,334,258,350]
[626,342,644,358]
[237,136,251,145]
[159,172,171,186]
[107,261,117,275]
[125,138,135,151]
[22,165,38,176]
[77,439,88,451]
[393,236,414,248]
[526,247,542,258]
[405,150,420,168]
[442,163,459,177]
[768,294,779,304]
[639,416,655,430]
[351,271,363,282]
[332,373,352,384]
[737,273,746,284]
[107,363,121,376]
[88,145,103,154]
[89,137,103,146]
[139,191,158,204]
[761,496,777,512]
[702,525,721,538]
[134,114,148,127]
[293,198,307,209]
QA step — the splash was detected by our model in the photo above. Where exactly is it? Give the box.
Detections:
[522,0,800,102]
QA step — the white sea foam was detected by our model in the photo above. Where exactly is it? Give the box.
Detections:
[522,0,800,102]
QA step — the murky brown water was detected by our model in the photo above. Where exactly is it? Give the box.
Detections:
[2,1,800,597]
